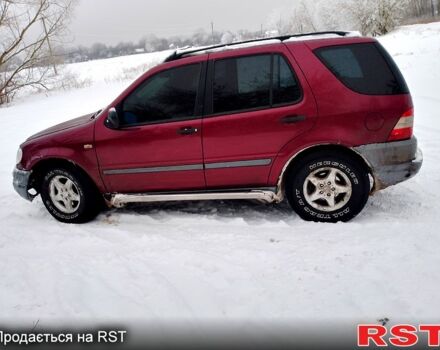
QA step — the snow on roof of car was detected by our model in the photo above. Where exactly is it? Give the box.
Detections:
[176,39,282,57]
[284,31,361,42]
[164,31,360,62]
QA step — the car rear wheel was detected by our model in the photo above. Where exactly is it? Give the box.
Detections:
[286,152,370,222]
[40,167,102,223]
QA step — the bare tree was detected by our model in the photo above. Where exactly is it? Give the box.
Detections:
[343,0,409,36]
[285,1,318,33]
[375,0,409,35]
[0,0,75,105]
[266,1,319,35]
[406,0,439,18]
[343,0,375,35]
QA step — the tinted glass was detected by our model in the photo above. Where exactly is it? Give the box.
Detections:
[213,55,271,114]
[273,54,301,105]
[121,63,201,126]
[315,43,409,95]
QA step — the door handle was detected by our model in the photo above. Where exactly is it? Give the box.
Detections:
[281,115,306,124]
[178,127,198,135]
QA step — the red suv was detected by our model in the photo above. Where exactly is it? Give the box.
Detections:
[13,32,423,223]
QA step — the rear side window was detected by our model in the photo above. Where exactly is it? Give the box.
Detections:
[315,43,409,95]
[212,54,301,115]
[273,54,301,105]
[213,55,271,114]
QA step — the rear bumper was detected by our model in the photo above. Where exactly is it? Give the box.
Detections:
[353,137,423,191]
[12,167,34,201]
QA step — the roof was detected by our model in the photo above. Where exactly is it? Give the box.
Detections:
[164,31,361,62]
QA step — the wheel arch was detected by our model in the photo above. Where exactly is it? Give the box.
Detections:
[29,157,101,195]
[276,144,374,198]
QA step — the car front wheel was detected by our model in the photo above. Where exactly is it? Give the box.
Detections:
[40,167,102,223]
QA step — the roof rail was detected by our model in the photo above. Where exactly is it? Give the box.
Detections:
[164,31,350,62]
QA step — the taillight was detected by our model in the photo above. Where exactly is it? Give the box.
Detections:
[387,108,414,141]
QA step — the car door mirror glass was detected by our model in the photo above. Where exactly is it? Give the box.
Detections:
[105,108,120,129]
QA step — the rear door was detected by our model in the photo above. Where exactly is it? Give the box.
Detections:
[202,45,318,189]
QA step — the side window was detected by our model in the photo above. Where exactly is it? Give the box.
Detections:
[317,48,363,78]
[212,54,301,115]
[315,43,409,95]
[272,54,301,105]
[121,63,201,126]
[213,55,271,114]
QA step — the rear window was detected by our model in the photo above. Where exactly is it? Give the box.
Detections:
[315,42,409,95]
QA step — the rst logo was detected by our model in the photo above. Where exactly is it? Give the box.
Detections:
[358,324,440,347]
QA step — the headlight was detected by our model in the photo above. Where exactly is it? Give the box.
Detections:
[16,147,23,165]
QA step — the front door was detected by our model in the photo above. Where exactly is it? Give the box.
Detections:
[95,59,207,193]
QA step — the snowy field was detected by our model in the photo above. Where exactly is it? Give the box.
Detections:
[1,23,440,331]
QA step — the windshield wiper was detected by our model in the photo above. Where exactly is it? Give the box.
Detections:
[91,109,102,119]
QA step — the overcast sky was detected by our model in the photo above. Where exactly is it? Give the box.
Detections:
[69,0,292,46]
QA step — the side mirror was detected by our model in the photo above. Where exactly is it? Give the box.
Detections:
[104,107,120,129]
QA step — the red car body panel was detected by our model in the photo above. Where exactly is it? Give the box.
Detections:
[93,55,207,193]
[266,40,413,185]
[202,44,318,188]
[95,118,205,193]
[18,36,415,196]
[20,114,107,193]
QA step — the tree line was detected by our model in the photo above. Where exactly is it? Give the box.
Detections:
[62,29,263,63]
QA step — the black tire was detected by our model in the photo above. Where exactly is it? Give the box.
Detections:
[285,152,370,223]
[40,167,102,223]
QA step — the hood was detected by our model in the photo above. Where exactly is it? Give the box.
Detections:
[27,113,95,141]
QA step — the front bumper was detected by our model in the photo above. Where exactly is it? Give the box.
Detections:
[353,137,423,191]
[13,167,35,201]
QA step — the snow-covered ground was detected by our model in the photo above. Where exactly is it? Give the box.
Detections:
[1,23,440,331]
